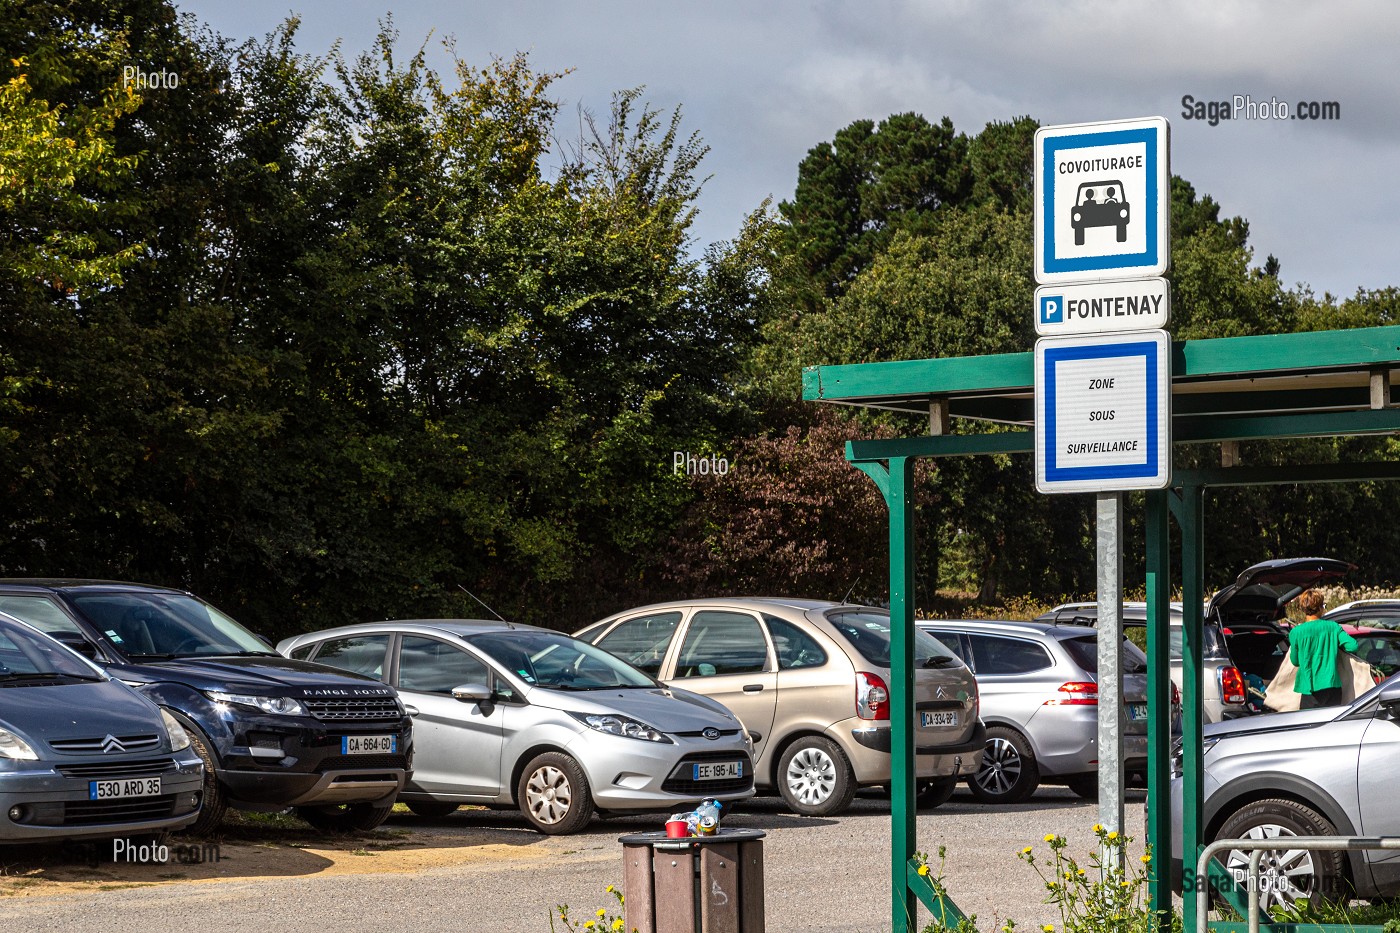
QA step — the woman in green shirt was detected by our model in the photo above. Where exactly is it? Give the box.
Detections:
[1288,590,1359,708]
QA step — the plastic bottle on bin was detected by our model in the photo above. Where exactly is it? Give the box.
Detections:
[695,798,721,835]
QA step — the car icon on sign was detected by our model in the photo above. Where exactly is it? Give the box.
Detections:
[1071,180,1129,245]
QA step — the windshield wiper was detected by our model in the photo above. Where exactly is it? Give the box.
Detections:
[922,655,958,668]
[126,653,178,661]
[0,672,104,683]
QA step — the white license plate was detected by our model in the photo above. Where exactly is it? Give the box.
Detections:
[921,711,959,727]
[1128,704,1148,721]
[342,734,397,754]
[693,761,743,780]
[89,777,161,800]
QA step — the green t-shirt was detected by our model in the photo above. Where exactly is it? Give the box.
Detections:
[1288,619,1359,695]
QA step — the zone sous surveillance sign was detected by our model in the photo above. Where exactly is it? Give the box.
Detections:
[1034,116,1170,285]
[1034,330,1171,494]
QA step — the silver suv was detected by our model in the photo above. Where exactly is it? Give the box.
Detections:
[919,619,1160,803]
[578,599,984,816]
[1172,672,1400,909]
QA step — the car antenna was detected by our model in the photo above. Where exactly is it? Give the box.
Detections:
[841,580,860,605]
[458,585,512,627]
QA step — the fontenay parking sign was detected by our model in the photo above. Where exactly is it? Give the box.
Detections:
[1034,117,1170,285]
[1034,330,1171,493]
[1035,278,1170,337]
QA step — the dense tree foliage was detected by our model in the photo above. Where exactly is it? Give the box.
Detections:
[4,0,1399,633]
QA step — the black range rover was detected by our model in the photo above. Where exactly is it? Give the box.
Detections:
[0,580,413,834]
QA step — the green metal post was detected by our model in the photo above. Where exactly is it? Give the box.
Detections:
[850,456,920,933]
[1145,489,1173,931]
[1179,484,1207,933]
[888,456,918,933]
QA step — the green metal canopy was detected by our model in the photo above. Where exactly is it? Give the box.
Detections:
[801,324,1400,933]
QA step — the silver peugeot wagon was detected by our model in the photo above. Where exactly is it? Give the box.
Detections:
[280,619,754,834]
[578,599,983,816]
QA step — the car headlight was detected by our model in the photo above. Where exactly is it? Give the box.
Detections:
[569,712,672,744]
[161,709,192,752]
[0,728,38,761]
[205,690,308,717]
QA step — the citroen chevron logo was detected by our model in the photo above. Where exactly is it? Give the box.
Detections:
[101,734,125,754]
[935,686,947,700]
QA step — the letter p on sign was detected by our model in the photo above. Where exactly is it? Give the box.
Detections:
[1040,295,1063,325]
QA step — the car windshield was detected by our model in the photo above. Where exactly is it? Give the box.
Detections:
[0,616,105,682]
[67,591,271,658]
[1061,634,1148,674]
[468,630,655,690]
[826,610,956,668]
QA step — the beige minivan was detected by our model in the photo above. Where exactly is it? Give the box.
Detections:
[577,598,984,816]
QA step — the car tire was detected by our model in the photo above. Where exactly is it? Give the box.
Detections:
[967,726,1039,804]
[180,727,228,837]
[777,736,856,816]
[1215,798,1349,909]
[916,777,958,810]
[1065,773,1098,800]
[296,801,394,833]
[517,752,594,835]
[405,799,460,819]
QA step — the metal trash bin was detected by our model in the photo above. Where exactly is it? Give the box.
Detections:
[619,828,766,933]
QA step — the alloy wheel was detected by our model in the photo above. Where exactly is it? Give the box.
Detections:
[974,736,1023,796]
[1224,823,1316,912]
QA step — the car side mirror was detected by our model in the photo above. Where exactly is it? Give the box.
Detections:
[51,631,99,660]
[451,683,493,704]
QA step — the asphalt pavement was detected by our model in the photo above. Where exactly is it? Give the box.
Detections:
[3,787,1148,933]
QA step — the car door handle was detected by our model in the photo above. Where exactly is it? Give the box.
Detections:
[742,684,764,694]
[404,705,420,717]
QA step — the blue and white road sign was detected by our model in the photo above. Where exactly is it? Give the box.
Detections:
[1034,117,1170,286]
[1035,278,1170,337]
[1034,330,1171,493]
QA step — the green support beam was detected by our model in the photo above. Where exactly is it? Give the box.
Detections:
[1145,490,1173,932]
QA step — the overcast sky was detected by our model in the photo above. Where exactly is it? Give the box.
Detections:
[176,0,1400,301]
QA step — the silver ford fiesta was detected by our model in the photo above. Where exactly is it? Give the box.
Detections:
[278,620,754,834]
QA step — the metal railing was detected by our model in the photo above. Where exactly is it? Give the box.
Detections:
[1195,835,1400,933]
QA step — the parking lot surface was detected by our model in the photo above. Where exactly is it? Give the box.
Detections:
[1,788,1145,932]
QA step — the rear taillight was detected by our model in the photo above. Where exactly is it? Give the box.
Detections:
[856,672,890,720]
[1045,681,1098,706]
[1220,666,1247,705]
[1172,681,1181,707]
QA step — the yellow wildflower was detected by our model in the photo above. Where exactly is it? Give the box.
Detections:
[612,921,624,932]
[1077,869,1086,876]
[597,909,607,918]
[1021,846,1033,855]
[605,885,615,894]
[918,864,931,876]
[1092,823,1104,833]
[1044,833,1056,843]
[1107,831,1119,841]
[583,924,595,931]
[1140,854,1152,864]
[1043,926,1055,932]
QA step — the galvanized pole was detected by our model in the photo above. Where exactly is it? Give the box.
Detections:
[1096,492,1125,863]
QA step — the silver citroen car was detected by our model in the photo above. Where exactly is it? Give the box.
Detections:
[577,599,983,816]
[279,620,754,834]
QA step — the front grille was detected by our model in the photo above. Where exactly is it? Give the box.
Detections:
[316,754,408,773]
[55,757,177,779]
[48,734,163,755]
[672,728,744,739]
[302,697,402,721]
[62,795,178,826]
[661,751,753,796]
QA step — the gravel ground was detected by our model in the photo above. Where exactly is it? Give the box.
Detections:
[2,787,1148,933]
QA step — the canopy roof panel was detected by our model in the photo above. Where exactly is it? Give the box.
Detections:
[802,325,1400,446]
